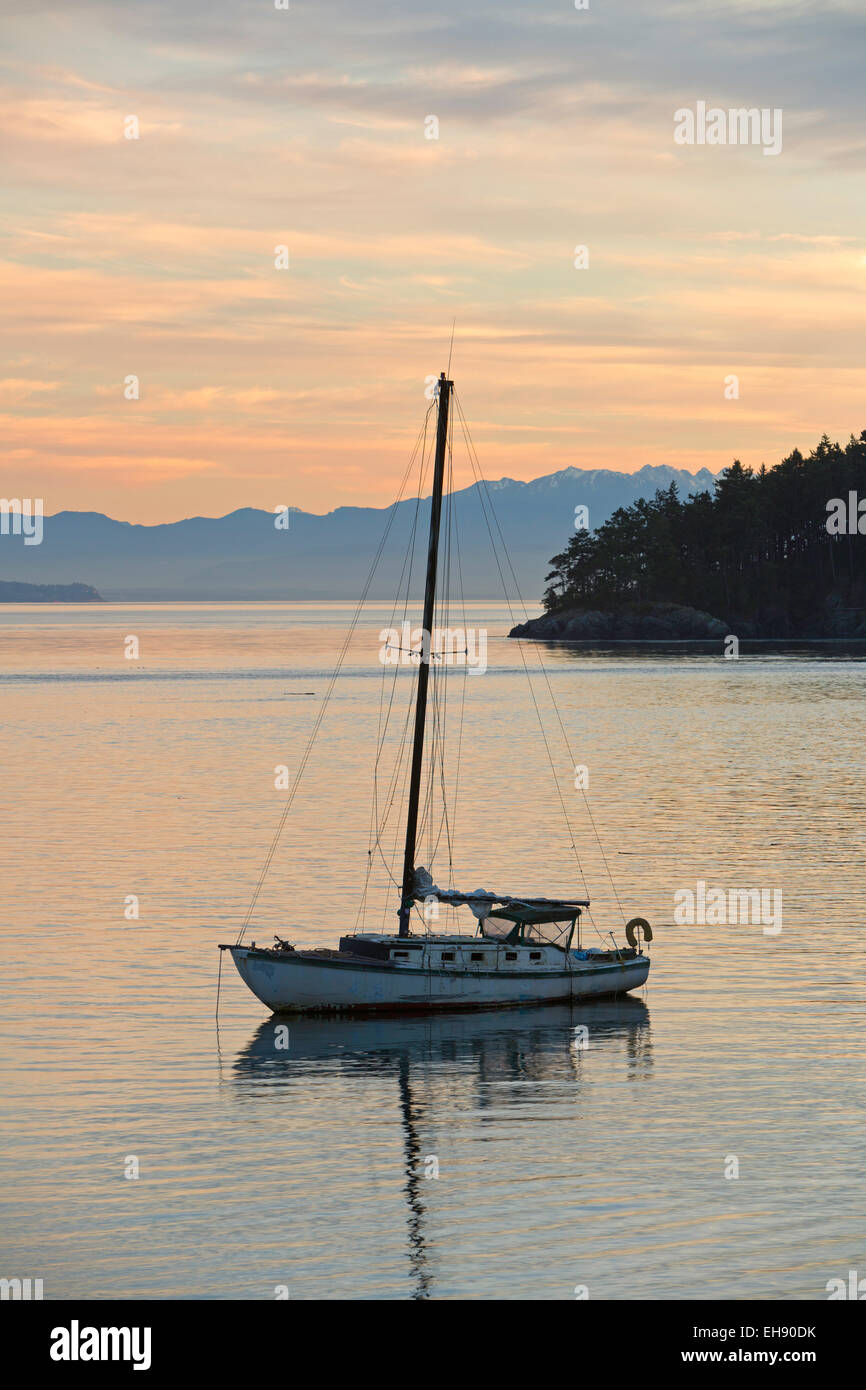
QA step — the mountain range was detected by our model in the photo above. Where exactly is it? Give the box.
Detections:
[0,466,717,600]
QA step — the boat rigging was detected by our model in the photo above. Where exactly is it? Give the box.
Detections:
[221,370,652,1012]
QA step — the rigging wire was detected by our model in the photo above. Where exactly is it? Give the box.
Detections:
[355,407,434,931]
[453,391,627,939]
[414,404,461,932]
[236,376,625,951]
[356,398,442,935]
[235,407,434,945]
[425,415,464,880]
[440,432,470,885]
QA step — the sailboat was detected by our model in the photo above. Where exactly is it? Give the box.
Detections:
[221,372,652,1013]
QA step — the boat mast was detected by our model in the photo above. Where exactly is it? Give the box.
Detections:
[397,371,452,937]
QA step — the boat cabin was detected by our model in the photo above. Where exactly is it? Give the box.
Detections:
[478,905,582,952]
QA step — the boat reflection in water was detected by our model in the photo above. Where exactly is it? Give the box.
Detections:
[230,999,652,1298]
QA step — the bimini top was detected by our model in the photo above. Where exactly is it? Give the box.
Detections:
[412,867,588,923]
[484,902,586,925]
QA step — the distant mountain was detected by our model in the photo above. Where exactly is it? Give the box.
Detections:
[0,580,104,603]
[0,466,716,601]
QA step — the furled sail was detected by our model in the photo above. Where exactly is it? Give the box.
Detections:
[412,866,588,921]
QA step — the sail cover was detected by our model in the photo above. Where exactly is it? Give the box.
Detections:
[412,867,587,920]
[486,904,583,925]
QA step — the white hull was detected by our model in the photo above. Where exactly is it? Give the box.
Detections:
[229,941,650,1015]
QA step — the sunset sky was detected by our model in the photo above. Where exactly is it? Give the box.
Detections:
[2,0,865,523]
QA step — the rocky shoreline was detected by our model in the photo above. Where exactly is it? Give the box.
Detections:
[509,602,730,641]
[510,597,866,641]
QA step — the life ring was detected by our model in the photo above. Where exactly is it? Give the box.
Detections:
[625,917,653,949]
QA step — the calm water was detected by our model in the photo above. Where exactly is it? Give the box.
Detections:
[1,602,864,1300]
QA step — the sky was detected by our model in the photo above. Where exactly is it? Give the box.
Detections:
[1,0,865,523]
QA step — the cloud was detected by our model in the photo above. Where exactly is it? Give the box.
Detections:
[0,378,60,400]
[1,0,864,520]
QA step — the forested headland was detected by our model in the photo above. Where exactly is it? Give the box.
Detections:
[0,580,104,602]
[512,431,866,640]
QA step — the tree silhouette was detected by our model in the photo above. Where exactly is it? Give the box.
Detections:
[542,431,866,636]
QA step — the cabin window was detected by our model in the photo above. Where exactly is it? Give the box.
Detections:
[506,952,517,961]
[441,952,455,962]
[529,951,542,960]
[523,921,573,947]
[471,952,483,961]
[392,950,409,958]
[479,917,512,940]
